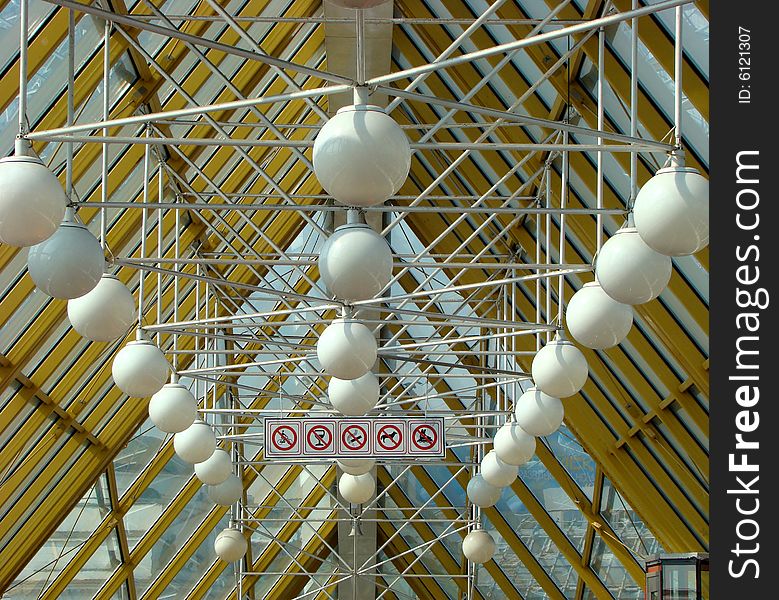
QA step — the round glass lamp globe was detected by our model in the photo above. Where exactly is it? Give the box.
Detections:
[318,223,392,301]
[208,473,243,506]
[313,105,410,207]
[329,371,379,416]
[173,420,216,464]
[27,221,105,299]
[514,387,564,437]
[112,339,169,397]
[0,156,67,247]
[195,448,233,485]
[462,530,496,564]
[466,474,502,508]
[337,458,375,476]
[595,227,672,305]
[317,318,377,380]
[531,338,588,398]
[566,282,633,350]
[339,472,375,504]
[148,383,198,433]
[633,166,709,256]
[494,421,536,466]
[67,274,136,341]
[214,528,247,563]
[480,450,518,488]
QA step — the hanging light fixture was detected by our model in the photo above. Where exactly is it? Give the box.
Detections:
[67,274,136,342]
[195,448,233,486]
[173,420,216,464]
[480,450,518,488]
[214,527,248,563]
[26,208,105,299]
[148,381,198,433]
[493,421,536,466]
[338,472,375,504]
[112,331,169,397]
[208,473,243,506]
[328,371,379,416]
[466,474,502,509]
[531,335,588,398]
[337,458,375,476]
[565,281,633,350]
[462,529,496,564]
[595,224,673,305]
[318,210,393,302]
[514,387,564,437]
[313,89,410,207]
[317,318,377,380]
[633,157,709,256]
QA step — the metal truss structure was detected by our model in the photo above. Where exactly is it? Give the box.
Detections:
[0,0,709,598]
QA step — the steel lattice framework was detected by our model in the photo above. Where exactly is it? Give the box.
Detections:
[0,0,709,598]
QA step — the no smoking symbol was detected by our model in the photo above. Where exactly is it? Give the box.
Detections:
[377,424,402,451]
[307,426,332,450]
[272,425,297,451]
[342,425,367,451]
[412,425,437,450]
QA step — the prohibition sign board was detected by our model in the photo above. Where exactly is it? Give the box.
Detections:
[264,419,302,457]
[303,421,335,454]
[272,425,298,452]
[375,423,403,452]
[340,423,368,453]
[411,424,437,451]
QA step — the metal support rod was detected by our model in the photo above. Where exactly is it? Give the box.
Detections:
[18,0,28,136]
[597,26,605,253]
[366,0,693,87]
[674,5,683,148]
[355,8,365,86]
[100,17,110,249]
[66,9,74,199]
[630,0,639,207]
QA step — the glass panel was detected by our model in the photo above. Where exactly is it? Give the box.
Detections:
[663,563,698,600]
[600,477,664,560]
[65,528,124,598]
[590,534,641,599]
[4,473,112,598]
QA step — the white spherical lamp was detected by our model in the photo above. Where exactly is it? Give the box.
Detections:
[112,338,169,397]
[514,387,564,437]
[148,383,198,433]
[319,222,392,301]
[27,219,105,299]
[339,472,375,504]
[466,474,502,508]
[67,274,136,341]
[595,226,672,305]
[173,420,216,464]
[329,372,379,416]
[317,318,377,380]
[195,448,233,485]
[480,450,518,488]
[214,527,247,563]
[531,337,588,398]
[494,421,536,466]
[313,105,410,207]
[337,458,375,476]
[208,473,243,506]
[633,165,709,256]
[566,281,633,350]
[462,529,496,564]
[0,155,67,247]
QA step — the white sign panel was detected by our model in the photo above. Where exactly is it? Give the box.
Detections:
[264,417,446,459]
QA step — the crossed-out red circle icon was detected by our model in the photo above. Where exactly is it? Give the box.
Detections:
[376,424,402,451]
[272,425,297,451]
[341,424,368,451]
[412,424,437,450]
[307,425,333,450]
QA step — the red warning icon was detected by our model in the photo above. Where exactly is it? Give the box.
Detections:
[376,423,403,451]
[271,425,298,451]
[411,424,437,451]
[306,425,333,451]
[341,424,368,451]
